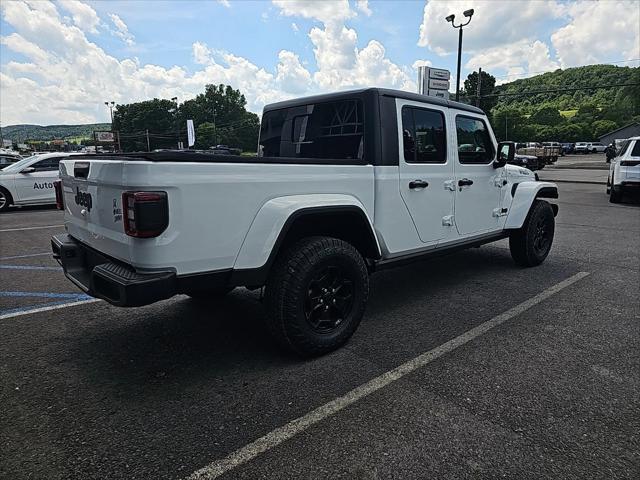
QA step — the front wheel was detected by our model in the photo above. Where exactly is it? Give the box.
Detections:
[509,200,555,267]
[264,236,369,357]
[0,187,12,212]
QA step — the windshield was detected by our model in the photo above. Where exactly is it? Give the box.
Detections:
[0,155,41,173]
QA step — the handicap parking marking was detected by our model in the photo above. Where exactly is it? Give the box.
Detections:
[0,290,95,318]
[0,265,62,271]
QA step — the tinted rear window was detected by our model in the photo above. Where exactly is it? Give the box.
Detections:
[259,99,364,161]
[631,141,640,157]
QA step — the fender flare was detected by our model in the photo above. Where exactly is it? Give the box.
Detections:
[232,194,379,279]
[504,181,558,229]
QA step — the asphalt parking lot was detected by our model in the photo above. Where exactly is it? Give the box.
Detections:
[1,183,639,479]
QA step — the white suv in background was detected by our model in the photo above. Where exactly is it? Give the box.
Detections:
[574,142,589,154]
[0,152,82,212]
[587,142,606,153]
[607,136,640,203]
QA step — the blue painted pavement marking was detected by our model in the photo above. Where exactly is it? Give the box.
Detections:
[0,291,93,317]
[0,265,62,271]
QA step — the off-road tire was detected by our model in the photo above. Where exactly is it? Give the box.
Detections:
[0,187,12,212]
[609,185,622,203]
[264,236,369,357]
[187,287,234,299]
[509,200,555,267]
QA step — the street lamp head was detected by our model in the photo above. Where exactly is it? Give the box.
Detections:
[463,8,474,18]
[104,101,109,106]
[110,101,115,106]
[171,97,178,102]
[445,13,455,23]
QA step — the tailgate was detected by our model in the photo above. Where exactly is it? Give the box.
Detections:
[59,159,132,263]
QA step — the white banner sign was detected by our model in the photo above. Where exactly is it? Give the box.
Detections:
[187,119,195,147]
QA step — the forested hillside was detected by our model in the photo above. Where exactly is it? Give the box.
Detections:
[0,123,111,142]
[485,64,639,142]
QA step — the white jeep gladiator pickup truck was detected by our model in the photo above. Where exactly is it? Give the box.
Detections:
[52,88,558,356]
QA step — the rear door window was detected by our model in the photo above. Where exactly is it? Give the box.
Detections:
[455,116,494,164]
[401,106,446,163]
[259,99,364,161]
[630,140,640,157]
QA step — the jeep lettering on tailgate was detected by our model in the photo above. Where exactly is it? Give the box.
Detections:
[74,186,92,211]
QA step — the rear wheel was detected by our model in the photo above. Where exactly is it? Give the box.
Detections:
[0,187,12,212]
[609,184,622,203]
[509,200,555,267]
[264,236,369,357]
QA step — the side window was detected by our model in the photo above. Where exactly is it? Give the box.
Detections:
[259,99,364,161]
[34,157,61,171]
[631,140,640,157]
[401,106,446,163]
[455,116,495,164]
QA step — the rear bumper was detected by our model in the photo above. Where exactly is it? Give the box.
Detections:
[51,234,177,307]
[616,181,640,190]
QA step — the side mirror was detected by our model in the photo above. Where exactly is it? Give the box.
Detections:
[494,141,515,168]
[20,167,36,174]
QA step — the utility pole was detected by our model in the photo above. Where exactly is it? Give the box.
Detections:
[146,129,151,152]
[476,68,482,108]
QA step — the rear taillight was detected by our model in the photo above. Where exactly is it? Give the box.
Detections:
[54,180,64,210]
[122,191,169,238]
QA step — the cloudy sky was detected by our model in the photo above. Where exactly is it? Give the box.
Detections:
[0,0,638,126]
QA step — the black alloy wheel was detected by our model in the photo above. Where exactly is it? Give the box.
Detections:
[304,265,354,333]
[532,216,551,257]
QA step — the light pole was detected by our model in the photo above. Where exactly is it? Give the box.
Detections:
[445,8,474,102]
[171,97,179,149]
[104,101,115,124]
[104,101,116,151]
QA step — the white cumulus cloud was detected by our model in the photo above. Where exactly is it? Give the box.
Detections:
[58,0,100,33]
[109,13,135,46]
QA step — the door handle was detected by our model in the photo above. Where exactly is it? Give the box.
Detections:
[458,178,474,187]
[409,180,429,189]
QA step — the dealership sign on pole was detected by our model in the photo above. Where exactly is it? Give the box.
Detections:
[417,66,451,100]
[94,131,115,143]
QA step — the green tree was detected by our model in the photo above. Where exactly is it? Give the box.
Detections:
[113,98,178,151]
[591,119,618,139]
[463,70,497,112]
[529,107,564,126]
[178,84,259,152]
[195,122,217,149]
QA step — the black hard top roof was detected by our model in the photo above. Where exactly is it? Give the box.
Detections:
[263,87,484,115]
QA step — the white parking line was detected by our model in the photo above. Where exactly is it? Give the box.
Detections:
[186,271,590,480]
[0,224,64,233]
[0,298,100,320]
[0,252,51,260]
